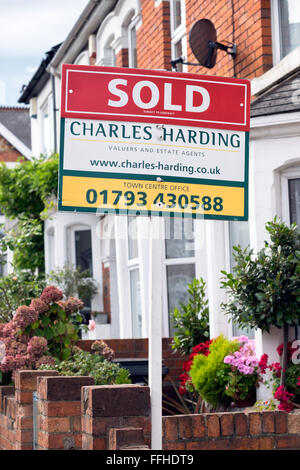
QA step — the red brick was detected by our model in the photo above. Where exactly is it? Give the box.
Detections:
[15,390,33,405]
[163,416,178,441]
[248,412,262,435]
[39,416,70,433]
[109,427,144,450]
[38,376,94,401]
[16,416,33,430]
[234,412,248,435]
[274,411,288,434]
[276,435,300,449]
[261,411,275,433]
[220,413,234,436]
[39,401,81,417]
[82,434,106,450]
[206,414,220,438]
[178,415,193,440]
[15,370,58,392]
[192,414,206,438]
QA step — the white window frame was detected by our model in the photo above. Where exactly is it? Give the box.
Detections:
[271,0,300,65]
[271,0,282,65]
[128,19,138,67]
[40,94,53,156]
[162,217,196,336]
[170,0,187,72]
[280,165,300,224]
[126,216,143,337]
[68,224,93,273]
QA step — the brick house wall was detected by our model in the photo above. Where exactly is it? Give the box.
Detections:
[130,0,272,79]
[0,135,23,162]
[186,0,272,79]
[137,0,171,71]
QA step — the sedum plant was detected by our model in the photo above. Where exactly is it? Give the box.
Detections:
[39,346,131,386]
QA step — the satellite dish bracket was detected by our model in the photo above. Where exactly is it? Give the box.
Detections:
[171,41,237,70]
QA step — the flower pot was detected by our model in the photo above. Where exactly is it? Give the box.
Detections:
[230,395,256,409]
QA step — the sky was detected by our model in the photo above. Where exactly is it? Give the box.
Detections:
[0,0,90,106]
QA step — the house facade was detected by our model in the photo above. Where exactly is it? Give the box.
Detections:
[0,106,32,274]
[18,0,300,393]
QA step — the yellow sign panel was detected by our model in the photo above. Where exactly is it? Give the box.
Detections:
[61,175,245,218]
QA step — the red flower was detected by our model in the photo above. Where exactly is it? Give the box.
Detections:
[277,341,298,360]
[259,353,269,374]
[269,362,282,378]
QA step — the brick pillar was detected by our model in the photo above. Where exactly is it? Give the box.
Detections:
[0,386,15,450]
[14,370,59,450]
[82,385,151,450]
[37,376,94,450]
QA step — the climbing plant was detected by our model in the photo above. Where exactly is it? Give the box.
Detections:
[0,154,58,273]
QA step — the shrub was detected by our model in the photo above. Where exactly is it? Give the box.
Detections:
[0,271,45,323]
[171,278,209,356]
[39,347,131,386]
[47,265,98,302]
[0,285,84,384]
[189,335,240,409]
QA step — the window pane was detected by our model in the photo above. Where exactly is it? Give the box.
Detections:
[130,268,142,337]
[280,0,300,58]
[229,221,254,338]
[167,263,195,335]
[75,229,93,313]
[75,230,93,274]
[173,0,182,30]
[128,216,139,259]
[165,217,195,259]
[288,178,300,225]
[229,220,250,271]
[129,27,137,67]
[173,39,183,71]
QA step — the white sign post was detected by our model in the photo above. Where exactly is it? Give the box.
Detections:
[148,215,163,450]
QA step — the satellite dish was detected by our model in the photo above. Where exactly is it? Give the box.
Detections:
[171,18,237,71]
[189,19,218,68]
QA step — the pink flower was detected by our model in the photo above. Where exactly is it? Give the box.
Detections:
[27,336,48,357]
[13,306,39,330]
[88,320,96,331]
[40,286,63,304]
[30,298,49,314]
[56,297,84,313]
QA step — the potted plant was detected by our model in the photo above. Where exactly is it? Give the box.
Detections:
[221,218,300,389]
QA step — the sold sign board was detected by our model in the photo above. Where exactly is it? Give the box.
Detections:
[58,64,250,219]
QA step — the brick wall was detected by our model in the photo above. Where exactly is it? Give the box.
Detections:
[0,135,23,162]
[163,410,300,450]
[134,1,272,79]
[138,0,171,70]
[77,338,187,384]
[0,370,59,450]
[2,372,300,450]
[81,384,151,450]
[186,0,272,79]
[36,375,94,450]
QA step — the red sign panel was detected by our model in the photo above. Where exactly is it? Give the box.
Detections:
[61,64,251,131]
